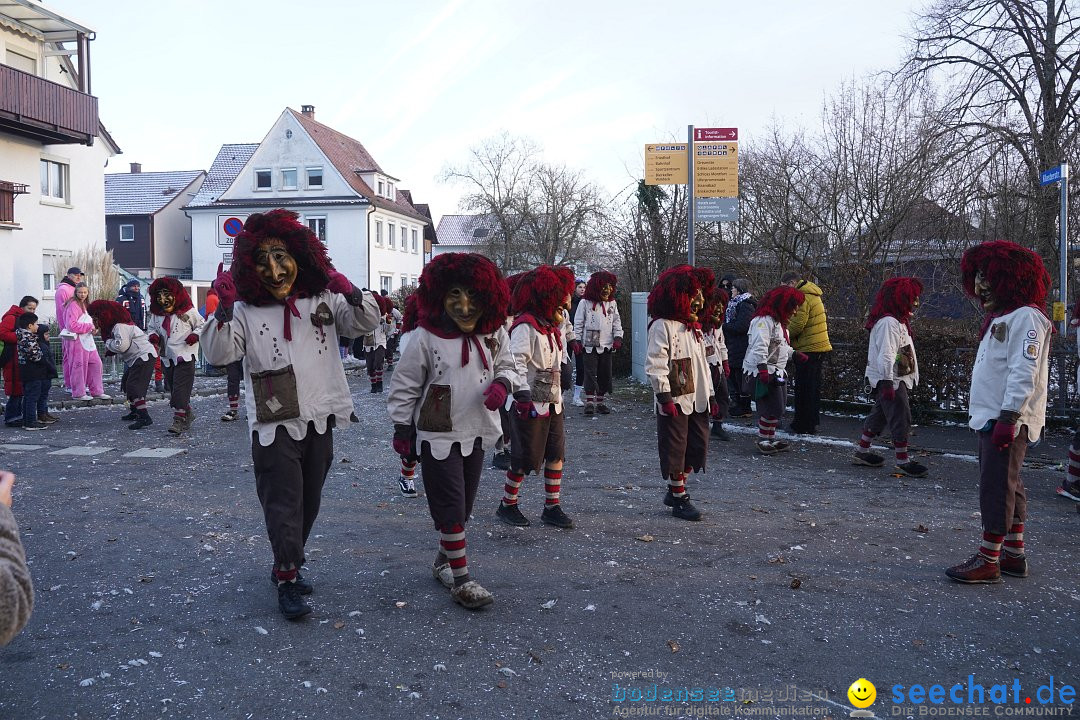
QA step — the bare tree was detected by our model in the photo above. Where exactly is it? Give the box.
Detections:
[441,133,607,273]
[599,181,689,292]
[900,0,1080,272]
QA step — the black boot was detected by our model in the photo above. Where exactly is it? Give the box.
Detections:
[120,408,138,421]
[668,494,702,521]
[710,422,731,441]
[277,580,312,620]
[128,410,152,430]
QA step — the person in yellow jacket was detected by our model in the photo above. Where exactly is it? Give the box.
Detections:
[781,272,832,434]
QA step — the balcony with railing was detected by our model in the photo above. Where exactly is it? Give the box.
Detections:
[0,64,98,146]
[0,180,30,226]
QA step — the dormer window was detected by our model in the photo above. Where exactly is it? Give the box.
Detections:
[388,182,394,199]
[378,180,385,196]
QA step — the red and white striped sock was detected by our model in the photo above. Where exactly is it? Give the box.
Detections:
[979,531,1004,563]
[1003,522,1025,557]
[503,471,524,505]
[174,408,187,421]
[586,394,596,405]
[400,457,417,480]
[668,472,687,499]
[543,468,562,506]
[228,395,239,411]
[440,524,469,586]
[273,563,297,584]
[1068,446,1080,485]
[895,443,910,462]
[375,370,384,383]
[857,431,876,450]
[759,416,778,440]
[132,398,147,411]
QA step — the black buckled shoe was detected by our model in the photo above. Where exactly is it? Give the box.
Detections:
[540,504,574,529]
[496,502,530,527]
[270,571,313,595]
[277,581,312,619]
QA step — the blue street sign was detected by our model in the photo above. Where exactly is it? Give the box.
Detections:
[696,197,739,222]
[1041,166,1063,186]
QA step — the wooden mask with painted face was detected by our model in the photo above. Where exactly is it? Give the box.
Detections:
[444,284,483,333]
[255,239,298,301]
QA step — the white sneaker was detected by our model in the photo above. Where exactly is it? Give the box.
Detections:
[572,389,584,407]
[92,394,111,400]
[76,394,94,401]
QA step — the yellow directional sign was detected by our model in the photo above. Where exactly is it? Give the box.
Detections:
[693,142,738,198]
[645,144,689,185]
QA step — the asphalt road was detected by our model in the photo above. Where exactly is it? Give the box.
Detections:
[0,373,1077,719]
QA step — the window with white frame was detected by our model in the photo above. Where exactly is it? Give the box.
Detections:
[374,220,383,246]
[388,223,396,249]
[43,273,55,291]
[306,216,326,243]
[410,275,418,286]
[281,168,298,190]
[380,275,393,294]
[40,158,69,202]
[411,228,418,253]
[388,182,394,199]
[306,167,323,188]
[119,224,135,241]
[400,274,408,289]
[377,179,385,196]
[255,169,271,190]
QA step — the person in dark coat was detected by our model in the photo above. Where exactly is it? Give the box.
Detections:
[1,296,38,428]
[116,279,146,330]
[722,279,757,417]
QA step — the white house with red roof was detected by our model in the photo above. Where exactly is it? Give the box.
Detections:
[187,106,434,294]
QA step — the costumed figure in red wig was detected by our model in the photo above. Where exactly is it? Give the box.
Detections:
[572,270,623,415]
[491,271,527,471]
[742,285,805,455]
[88,300,158,430]
[497,265,576,530]
[702,286,732,442]
[386,252,518,609]
[392,293,422,498]
[645,265,717,522]
[200,209,382,619]
[946,241,1051,584]
[353,293,397,394]
[147,277,204,434]
[852,278,927,477]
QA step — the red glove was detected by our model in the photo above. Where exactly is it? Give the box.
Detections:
[212,262,238,310]
[482,381,508,411]
[326,270,354,296]
[722,360,731,378]
[795,352,809,364]
[392,424,416,458]
[659,401,678,417]
[990,419,1016,450]
[709,398,720,418]
[570,340,583,355]
[757,367,770,385]
[148,333,160,346]
[185,333,199,345]
[880,381,895,402]
[612,338,623,351]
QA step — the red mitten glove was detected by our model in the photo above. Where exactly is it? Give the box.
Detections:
[326,269,354,296]
[392,424,416,458]
[990,419,1016,450]
[482,381,509,411]
[709,398,720,418]
[757,367,770,385]
[656,393,677,416]
[570,340,583,355]
[212,262,238,310]
[880,381,895,402]
[148,333,160,346]
[185,333,199,345]
[722,360,731,378]
[612,338,623,351]
[512,400,537,419]
[795,352,809,364]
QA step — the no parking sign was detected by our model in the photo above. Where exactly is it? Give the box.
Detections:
[217,215,248,247]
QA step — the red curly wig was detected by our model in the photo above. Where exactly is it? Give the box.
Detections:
[960,240,1050,313]
[513,265,575,323]
[584,270,618,302]
[415,252,509,334]
[754,286,806,325]
[231,209,335,306]
[648,265,713,323]
[147,277,193,316]
[87,300,133,340]
[400,293,419,333]
[702,287,730,333]
[505,272,527,315]
[865,277,923,331]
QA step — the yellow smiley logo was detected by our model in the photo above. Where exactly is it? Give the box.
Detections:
[848,678,876,708]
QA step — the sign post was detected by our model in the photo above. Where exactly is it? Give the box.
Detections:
[687,125,695,266]
[1041,164,1070,335]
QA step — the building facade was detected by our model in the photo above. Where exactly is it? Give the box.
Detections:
[187,106,433,293]
[0,2,121,321]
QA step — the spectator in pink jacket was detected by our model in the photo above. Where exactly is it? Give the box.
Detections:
[54,266,83,392]
[62,283,106,401]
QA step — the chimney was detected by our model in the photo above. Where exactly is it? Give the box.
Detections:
[130,162,142,174]
[301,104,315,120]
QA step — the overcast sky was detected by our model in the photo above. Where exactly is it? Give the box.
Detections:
[57,0,925,222]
